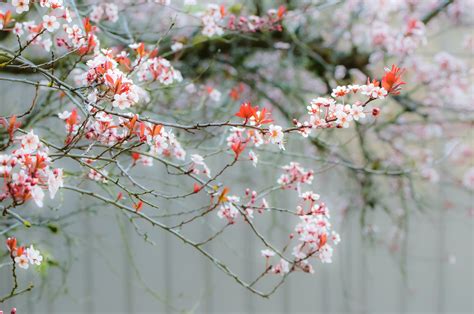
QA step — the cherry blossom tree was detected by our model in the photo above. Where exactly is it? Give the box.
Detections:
[0,0,472,308]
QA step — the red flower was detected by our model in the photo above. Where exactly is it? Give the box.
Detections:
[231,140,247,160]
[217,187,230,204]
[235,103,273,126]
[83,17,96,34]
[229,84,245,101]
[366,77,380,87]
[0,115,21,141]
[131,152,140,165]
[123,114,138,136]
[252,108,273,126]
[16,246,25,257]
[277,6,286,19]
[0,10,13,28]
[193,183,201,193]
[382,65,406,95]
[132,43,147,58]
[6,237,17,252]
[134,200,143,212]
[139,122,162,141]
[116,54,131,71]
[65,109,78,133]
[318,233,327,250]
[220,5,226,17]
[34,152,48,170]
[235,102,258,123]
[78,33,97,56]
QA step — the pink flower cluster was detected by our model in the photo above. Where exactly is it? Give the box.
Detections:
[60,19,99,55]
[297,80,388,133]
[216,188,268,224]
[199,4,285,37]
[291,195,340,268]
[78,45,181,109]
[145,125,186,161]
[136,55,183,85]
[0,131,63,208]
[58,109,186,164]
[89,2,119,24]
[407,52,472,109]
[261,165,340,275]
[9,0,73,52]
[5,1,182,113]
[277,162,314,192]
[216,193,241,224]
[229,95,295,152]
[369,18,426,55]
[190,154,211,178]
[6,237,43,270]
[227,6,285,33]
[83,50,141,110]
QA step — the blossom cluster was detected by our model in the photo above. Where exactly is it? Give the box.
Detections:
[190,154,211,178]
[216,187,269,224]
[297,65,405,133]
[199,4,285,37]
[135,54,183,85]
[228,66,404,155]
[76,43,182,111]
[325,1,434,57]
[89,2,119,24]
[216,190,240,224]
[6,237,43,270]
[8,0,73,52]
[261,164,340,275]
[291,197,340,268]
[277,162,314,192]
[58,109,186,174]
[369,18,427,55]
[0,130,63,208]
[82,50,142,110]
[231,102,288,151]
[407,52,472,109]
[5,0,182,106]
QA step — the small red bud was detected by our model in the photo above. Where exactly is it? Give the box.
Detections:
[11,308,17,314]
[134,201,143,212]
[372,107,381,116]
[6,237,17,252]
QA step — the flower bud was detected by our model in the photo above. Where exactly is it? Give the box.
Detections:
[372,107,381,116]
